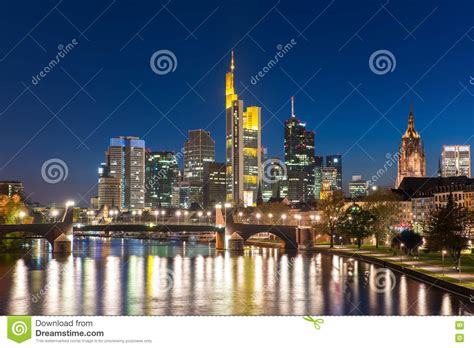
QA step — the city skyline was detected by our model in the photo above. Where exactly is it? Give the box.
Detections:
[0,0,472,205]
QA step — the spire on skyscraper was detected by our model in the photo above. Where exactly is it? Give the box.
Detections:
[231,50,235,72]
[291,96,295,118]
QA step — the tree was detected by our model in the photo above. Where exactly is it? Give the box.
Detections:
[366,188,400,248]
[0,194,33,224]
[337,203,376,248]
[425,193,471,265]
[315,191,345,248]
[391,229,423,255]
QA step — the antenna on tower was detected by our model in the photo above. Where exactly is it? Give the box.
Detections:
[231,51,235,72]
[291,96,295,117]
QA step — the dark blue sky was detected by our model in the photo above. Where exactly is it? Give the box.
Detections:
[0,0,473,206]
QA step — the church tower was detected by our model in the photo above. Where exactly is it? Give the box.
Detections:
[396,103,426,187]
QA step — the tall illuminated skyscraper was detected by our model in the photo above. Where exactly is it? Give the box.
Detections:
[184,129,215,206]
[225,52,261,206]
[105,136,145,209]
[145,150,178,208]
[326,154,342,191]
[284,97,315,203]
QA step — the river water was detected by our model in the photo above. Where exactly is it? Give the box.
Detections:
[0,237,472,315]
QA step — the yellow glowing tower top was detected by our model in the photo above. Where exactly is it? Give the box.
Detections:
[226,51,238,108]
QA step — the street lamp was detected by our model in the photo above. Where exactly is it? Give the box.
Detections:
[154,210,159,224]
[315,215,321,222]
[256,213,261,224]
[238,211,243,222]
[198,211,203,224]
[176,210,181,224]
[442,250,447,275]
[268,213,273,224]
[132,210,136,223]
[295,214,301,227]
[18,211,26,222]
[281,214,287,224]
[138,210,142,223]
[161,210,166,224]
[51,209,58,222]
[65,200,75,207]
[206,211,211,224]
[184,210,189,223]
[400,243,404,263]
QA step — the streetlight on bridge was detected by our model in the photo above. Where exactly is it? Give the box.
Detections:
[138,210,142,223]
[206,211,211,224]
[198,211,203,223]
[176,211,181,224]
[154,210,159,224]
[51,209,58,223]
[281,214,287,224]
[161,210,166,224]
[256,213,261,225]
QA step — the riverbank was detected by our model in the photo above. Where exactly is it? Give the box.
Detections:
[313,244,474,298]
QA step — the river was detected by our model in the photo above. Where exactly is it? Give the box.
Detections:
[0,237,472,315]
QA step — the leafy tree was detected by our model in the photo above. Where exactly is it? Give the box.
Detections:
[0,194,32,224]
[425,193,471,265]
[315,191,345,248]
[337,203,376,248]
[391,229,423,255]
[366,188,400,248]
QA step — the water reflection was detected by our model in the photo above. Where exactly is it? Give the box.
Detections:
[0,237,472,316]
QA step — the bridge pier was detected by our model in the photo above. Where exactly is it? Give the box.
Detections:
[296,227,314,250]
[215,230,226,250]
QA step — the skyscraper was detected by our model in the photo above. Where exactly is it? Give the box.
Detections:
[396,103,426,187]
[184,130,215,183]
[225,52,261,206]
[184,129,215,206]
[203,162,227,208]
[313,155,323,200]
[105,136,145,209]
[145,151,178,208]
[284,97,315,203]
[441,145,471,177]
[326,154,342,191]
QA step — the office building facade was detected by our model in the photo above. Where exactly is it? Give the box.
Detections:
[145,151,178,208]
[441,145,471,178]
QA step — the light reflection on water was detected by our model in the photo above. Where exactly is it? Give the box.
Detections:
[0,237,472,316]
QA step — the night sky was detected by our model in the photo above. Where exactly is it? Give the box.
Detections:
[0,0,472,206]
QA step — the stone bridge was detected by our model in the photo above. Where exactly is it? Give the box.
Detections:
[215,208,313,250]
[0,206,74,253]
